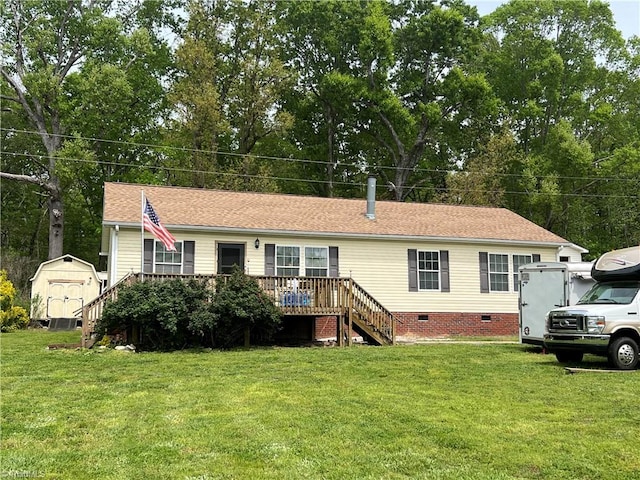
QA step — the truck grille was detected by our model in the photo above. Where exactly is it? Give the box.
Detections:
[549,313,585,332]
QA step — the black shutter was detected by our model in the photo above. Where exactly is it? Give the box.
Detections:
[479,252,489,293]
[329,246,339,277]
[408,249,418,292]
[183,241,195,274]
[265,244,275,275]
[532,253,541,262]
[440,250,450,292]
[143,239,154,273]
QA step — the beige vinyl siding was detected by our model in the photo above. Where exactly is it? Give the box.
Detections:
[111,227,558,314]
[330,239,556,313]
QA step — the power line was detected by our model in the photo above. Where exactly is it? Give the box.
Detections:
[2,150,639,200]
[2,127,636,183]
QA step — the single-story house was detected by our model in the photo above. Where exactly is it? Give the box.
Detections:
[99,181,586,341]
[31,254,105,329]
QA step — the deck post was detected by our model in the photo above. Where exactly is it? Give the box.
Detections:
[347,280,353,346]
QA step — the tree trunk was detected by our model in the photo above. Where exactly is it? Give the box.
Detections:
[0,171,64,259]
[47,179,64,259]
[244,326,251,348]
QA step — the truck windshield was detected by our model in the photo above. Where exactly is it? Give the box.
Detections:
[577,281,640,305]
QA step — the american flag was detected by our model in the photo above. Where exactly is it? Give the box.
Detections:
[143,198,176,251]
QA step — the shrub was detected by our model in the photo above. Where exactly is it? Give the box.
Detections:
[0,270,29,332]
[96,271,283,351]
[193,268,283,349]
[97,278,209,351]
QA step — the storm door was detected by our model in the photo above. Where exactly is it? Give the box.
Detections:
[217,243,245,274]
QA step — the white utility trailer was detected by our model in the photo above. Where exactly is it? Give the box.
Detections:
[518,262,595,345]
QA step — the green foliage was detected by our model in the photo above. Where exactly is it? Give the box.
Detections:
[30,293,45,321]
[192,269,283,349]
[0,270,29,332]
[97,279,209,351]
[97,273,282,351]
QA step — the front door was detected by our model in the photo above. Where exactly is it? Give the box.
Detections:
[217,243,245,274]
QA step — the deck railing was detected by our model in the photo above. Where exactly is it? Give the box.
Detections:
[345,278,395,343]
[82,273,395,347]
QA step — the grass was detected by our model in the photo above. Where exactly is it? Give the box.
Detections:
[1,330,639,480]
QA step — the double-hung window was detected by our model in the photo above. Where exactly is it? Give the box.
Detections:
[489,253,509,292]
[512,255,532,292]
[418,251,440,290]
[305,247,328,276]
[154,241,183,273]
[276,246,300,276]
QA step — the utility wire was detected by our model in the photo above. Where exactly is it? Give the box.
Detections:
[2,127,636,183]
[2,152,638,199]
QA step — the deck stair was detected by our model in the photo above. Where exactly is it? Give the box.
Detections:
[342,279,394,346]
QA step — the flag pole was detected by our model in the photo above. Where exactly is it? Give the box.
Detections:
[141,190,145,279]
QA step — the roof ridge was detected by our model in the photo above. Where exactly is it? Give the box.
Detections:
[104,181,509,211]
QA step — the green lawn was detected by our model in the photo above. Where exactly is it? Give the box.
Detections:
[1,330,639,480]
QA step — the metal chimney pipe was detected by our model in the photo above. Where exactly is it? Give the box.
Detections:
[365,176,376,220]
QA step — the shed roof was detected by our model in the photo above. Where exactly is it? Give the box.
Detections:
[103,182,573,245]
[30,254,100,282]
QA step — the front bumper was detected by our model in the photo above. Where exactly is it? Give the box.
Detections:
[543,333,610,354]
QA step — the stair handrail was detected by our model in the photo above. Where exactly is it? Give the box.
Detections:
[345,278,397,343]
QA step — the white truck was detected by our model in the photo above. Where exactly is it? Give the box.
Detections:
[518,262,594,346]
[544,246,640,370]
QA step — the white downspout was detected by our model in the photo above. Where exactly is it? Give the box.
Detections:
[109,225,119,287]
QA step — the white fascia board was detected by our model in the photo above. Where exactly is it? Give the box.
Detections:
[104,221,578,249]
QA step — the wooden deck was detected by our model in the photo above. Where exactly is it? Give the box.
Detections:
[81,274,396,348]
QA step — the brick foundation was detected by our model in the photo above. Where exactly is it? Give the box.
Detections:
[394,312,518,338]
[315,316,339,339]
[313,312,518,340]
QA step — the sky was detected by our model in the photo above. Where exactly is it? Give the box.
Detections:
[466,0,640,40]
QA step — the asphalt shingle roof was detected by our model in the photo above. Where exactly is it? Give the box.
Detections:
[103,182,570,244]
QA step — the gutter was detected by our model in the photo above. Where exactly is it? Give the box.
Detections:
[103,221,578,249]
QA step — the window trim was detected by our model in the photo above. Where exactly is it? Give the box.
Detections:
[480,252,541,293]
[276,245,301,276]
[153,240,184,274]
[304,245,329,277]
[272,244,336,277]
[417,250,441,291]
[409,249,449,293]
[488,252,510,293]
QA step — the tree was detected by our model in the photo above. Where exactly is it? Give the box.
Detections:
[481,0,626,152]
[1,0,174,261]
[356,0,496,201]
[167,0,291,191]
[277,0,389,198]
[478,0,633,250]
[438,130,522,207]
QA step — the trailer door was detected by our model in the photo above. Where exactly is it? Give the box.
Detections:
[519,267,567,345]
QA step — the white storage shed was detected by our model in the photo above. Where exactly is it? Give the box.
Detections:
[30,255,104,329]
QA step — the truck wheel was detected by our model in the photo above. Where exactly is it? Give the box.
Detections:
[555,350,583,363]
[608,337,639,370]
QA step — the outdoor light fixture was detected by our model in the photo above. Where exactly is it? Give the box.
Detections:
[254,238,260,249]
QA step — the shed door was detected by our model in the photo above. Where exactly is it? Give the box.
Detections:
[47,281,84,318]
